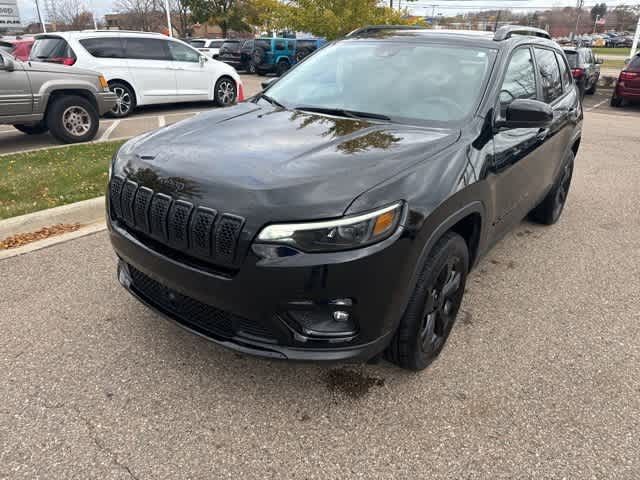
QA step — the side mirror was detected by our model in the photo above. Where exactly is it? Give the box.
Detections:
[497,99,553,130]
[261,78,277,90]
[199,55,206,66]
[0,55,15,72]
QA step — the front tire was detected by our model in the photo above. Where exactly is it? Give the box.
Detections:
[529,150,574,225]
[214,76,237,107]
[386,232,469,371]
[108,82,135,118]
[46,95,99,144]
[585,81,597,95]
[13,122,48,135]
[276,60,289,76]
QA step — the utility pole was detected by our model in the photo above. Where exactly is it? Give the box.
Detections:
[494,10,501,32]
[593,14,599,34]
[574,0,584,39]
[164,0,172,37]
[34,0,46,32]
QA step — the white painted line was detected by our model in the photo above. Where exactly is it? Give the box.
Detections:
[586,99,609,112]
[158,115,166,127]
[100,120,120,141]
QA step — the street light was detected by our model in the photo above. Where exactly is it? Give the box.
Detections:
[164,0,172,37]
[593,14,599,34]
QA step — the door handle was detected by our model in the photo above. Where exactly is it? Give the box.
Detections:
[536,128,549,141]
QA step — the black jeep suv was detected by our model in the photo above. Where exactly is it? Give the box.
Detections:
[108,26,582,370]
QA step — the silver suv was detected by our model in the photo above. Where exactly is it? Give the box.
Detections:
[0,51,116,143]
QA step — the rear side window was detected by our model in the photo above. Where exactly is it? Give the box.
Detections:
[189,40,206,48]
[555,52,573,90]
[122,38,170,61]
[499,47,537,109]
[628,55,640,71]
[255,40,270,50]
[222,41,242,52]
[209,41,224,48]
[564,51,578,68]
[79,37,124,58]
[534,47,563,103]
[29,37,76,62]
[274,40,286,51]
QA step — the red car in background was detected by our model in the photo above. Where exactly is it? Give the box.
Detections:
[11,38,34,61]
[611,53,640,107]
[0,37,34,60]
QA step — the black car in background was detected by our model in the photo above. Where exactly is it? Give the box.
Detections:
[217,39,246,70]
[563,46,601,96]
[108,26,582,371]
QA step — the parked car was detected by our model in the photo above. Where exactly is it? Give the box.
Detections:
[11,38,34,61]
[29,31,243,118]
[0,50,116,143]
[611,53,640,107]
[189,38,227,59]
[107,25,582,371]
[216,39,247,70]
[563,46,600,96]
[610,36,633,48]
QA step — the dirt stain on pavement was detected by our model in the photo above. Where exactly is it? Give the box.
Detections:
[322,368,385,399]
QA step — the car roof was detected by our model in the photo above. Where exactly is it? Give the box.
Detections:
[34,30,167,40]
[342,27,559,51]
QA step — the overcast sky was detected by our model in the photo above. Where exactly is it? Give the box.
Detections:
[14,0,637,26]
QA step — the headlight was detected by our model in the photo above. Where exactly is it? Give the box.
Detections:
[256,202,403,252]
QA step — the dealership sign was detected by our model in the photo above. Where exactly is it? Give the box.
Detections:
[0,0,21,26]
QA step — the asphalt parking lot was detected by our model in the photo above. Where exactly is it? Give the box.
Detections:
[0,74,265,155]
[2,97,640,478]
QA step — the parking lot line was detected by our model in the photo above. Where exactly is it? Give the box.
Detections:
[100,120,121,141]
[586,99,609,112]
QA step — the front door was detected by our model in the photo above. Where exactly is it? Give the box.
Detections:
[167,41,210,99]
[122,37,176,104]
[0,54,32,117]
[490,46,546,237]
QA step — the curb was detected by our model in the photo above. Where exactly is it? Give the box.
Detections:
[0,221,106,261]
[0,196,105,240]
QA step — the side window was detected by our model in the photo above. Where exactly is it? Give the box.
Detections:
[555,51,572,91]
[499,47,537,112]
[122,38,170,61]
[79,37,124,58]
[534,47,563,103]
[274,40,285,51]
[168,41,200,62]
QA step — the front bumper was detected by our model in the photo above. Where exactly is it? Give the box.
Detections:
[97,91,118,116]
[109,219,413,362]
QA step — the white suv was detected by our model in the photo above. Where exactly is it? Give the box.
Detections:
[30,31,243,117]
[188,38,227,59]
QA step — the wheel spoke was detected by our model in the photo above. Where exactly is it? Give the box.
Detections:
[442,271,461,299]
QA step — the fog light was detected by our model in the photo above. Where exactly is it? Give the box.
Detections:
[118,261,132,288]
[333,311,350,322]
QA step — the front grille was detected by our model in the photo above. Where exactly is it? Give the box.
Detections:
[109,175,245,267]
[128,265,275,341]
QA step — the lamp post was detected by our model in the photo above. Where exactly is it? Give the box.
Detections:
[630,16,640,59]
[34,0,46,33]
[164,0,172,37]
[593,14,599,34]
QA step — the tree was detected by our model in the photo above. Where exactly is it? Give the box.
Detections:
[116,0,160,31]
[158,0,191,36]
[184,0,252,37]
[46,0,95,29]
[285,0,420,40]
[590,3,607,22]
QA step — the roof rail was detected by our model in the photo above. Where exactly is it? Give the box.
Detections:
[346,25,427,37]
[79,29,164,35]
[494,25,551,41]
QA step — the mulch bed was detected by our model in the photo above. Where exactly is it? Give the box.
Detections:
[0,223,81,250]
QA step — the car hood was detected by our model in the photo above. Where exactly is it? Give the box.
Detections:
[23,60,98,77]
[114,102,460,224]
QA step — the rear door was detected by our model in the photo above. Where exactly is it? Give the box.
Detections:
[0,53,32,117]
[122,37,176,103]
[167,40,210,99]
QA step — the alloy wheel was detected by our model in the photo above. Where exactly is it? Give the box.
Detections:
[420,256,464,353]
[111,87,132,116]
[62,106,92,137]
[216,80,236,106]
[553,161,573,220]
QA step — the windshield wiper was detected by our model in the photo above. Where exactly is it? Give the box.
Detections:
[294,106,390,121]
[256,92,286,109]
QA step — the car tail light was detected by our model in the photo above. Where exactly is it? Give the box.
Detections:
[237,82,245,102]
[571,68,585,78]
[619,71,639,80]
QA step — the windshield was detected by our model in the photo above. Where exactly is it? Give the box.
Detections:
[265,41,495,124]
[221,41,241,52]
